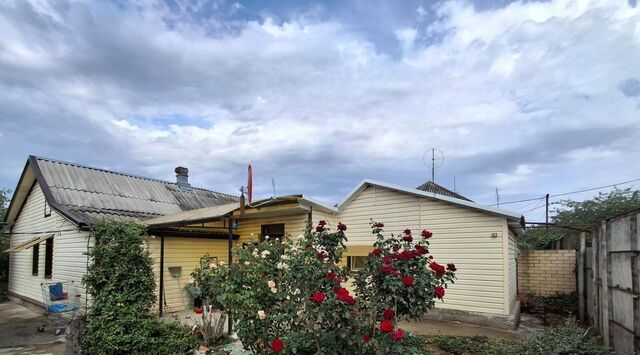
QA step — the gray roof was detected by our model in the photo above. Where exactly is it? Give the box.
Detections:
[416,181,472,202]
[31,156,238,225]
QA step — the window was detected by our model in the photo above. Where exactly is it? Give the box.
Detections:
[44,237,53,279]
[261,224,285,242]
[44,201,51,218]
[32,244,39,276]
[348,256,368,271]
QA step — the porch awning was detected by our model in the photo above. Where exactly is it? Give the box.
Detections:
[4,234,54,253]
[144,202,239,228]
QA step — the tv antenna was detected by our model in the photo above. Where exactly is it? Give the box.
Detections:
[423,148,444,182]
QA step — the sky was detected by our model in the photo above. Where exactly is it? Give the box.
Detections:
[0,0,639,221]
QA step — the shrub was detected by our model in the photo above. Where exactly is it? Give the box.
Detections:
[82,220,197,354]
[191,220,456,354]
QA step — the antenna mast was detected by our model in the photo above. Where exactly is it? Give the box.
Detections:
[423,148,444,183]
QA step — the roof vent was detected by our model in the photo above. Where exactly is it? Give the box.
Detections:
[175,166,192,191]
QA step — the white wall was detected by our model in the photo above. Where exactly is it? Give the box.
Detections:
[339,185,509,315]
[8,183,89,305]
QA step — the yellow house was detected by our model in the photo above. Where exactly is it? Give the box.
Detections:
[4,156,522,327]
[145,179,524,326]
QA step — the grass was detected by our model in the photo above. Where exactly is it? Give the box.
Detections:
[423,335,518,355]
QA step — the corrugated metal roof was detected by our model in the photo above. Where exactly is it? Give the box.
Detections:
[34,157,239,223]
[415,181,472,202]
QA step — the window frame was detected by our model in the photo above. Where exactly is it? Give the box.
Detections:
[349,256,368,271]
[32,244,39,276]
[260,223,285,242]
[44,237,53,279]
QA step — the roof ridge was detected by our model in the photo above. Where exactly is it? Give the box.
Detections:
[33,155,236,197]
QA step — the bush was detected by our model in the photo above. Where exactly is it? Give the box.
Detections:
[508,318,609,355]
[190,220,457,354]
[82,220,197,354]
[426,335,518,355]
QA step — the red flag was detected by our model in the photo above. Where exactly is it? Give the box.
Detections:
[247,165,253,203]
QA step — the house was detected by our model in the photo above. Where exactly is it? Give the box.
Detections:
[3,156,238,309]
[4,156,523,327]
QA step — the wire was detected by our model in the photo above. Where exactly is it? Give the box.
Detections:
[490,177,640,206]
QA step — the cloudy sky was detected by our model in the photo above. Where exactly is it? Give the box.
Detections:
[1,0,639,221]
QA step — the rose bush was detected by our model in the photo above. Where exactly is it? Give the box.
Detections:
[190,221,456,354]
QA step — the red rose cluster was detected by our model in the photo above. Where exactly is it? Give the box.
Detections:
[429,262,446,277]
[311,291,326,303]
[337,222,347,231]
[333,287,356,305]
[377,310,405,342]
[421,229,433,239]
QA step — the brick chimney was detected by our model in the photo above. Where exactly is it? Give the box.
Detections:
[175,166,192,191]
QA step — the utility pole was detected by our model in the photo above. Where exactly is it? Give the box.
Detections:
[545,193,550,234]
[495,188,500,207]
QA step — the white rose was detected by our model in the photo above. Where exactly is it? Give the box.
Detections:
[270,287,278,294]
[257,310,266,319]
[244,261,250,265]
[267,280,276,288]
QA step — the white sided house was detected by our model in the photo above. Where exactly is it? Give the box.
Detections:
[3,156,238,309]
[334,180,523,327]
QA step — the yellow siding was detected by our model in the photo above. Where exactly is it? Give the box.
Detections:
[8,183,90,305]
[339,186,508,315]
[311,209,338,232]
[235,214,309,242]
[507,230,518,312]
[147,237,231,313]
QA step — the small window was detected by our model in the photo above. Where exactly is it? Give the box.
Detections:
[32,244,39,276]
[349,256,368,271]
[44,238,53,279]
[44,201,51,218]
[261,224,285,242]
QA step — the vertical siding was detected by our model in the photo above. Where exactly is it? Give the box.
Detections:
[8,183,90,305]
[339,186,508,315]
[507,230,519,312]
[147,237,231,314]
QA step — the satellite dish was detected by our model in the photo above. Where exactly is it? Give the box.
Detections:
[423,148,444,182]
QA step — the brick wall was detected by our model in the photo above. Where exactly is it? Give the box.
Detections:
[517,250,576,296]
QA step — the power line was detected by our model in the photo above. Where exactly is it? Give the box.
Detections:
[490,177,640,206]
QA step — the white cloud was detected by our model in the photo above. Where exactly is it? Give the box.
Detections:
[0,0,639,209]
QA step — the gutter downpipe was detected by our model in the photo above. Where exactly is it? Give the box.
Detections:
[159,235,165,317]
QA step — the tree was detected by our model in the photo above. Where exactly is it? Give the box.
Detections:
[521,188,640,250]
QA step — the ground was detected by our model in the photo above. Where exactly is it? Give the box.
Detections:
[1,301,546,354]
[0,301,66,355]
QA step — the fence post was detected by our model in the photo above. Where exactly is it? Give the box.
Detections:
[600,221,610,348]
[578,231,586,322]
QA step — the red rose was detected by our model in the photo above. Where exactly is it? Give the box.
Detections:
[374,222,384,228]
[403,228,411,235]
[391,328,405,342]
[402,276,414,287]
[429,262,446,277]
[421,229,433,239]
[380,265,396,274]
[371,248,382,255]
[382,257,391,264]
[316,226,324,232]
[316,251,326,260]
[383,309,395,320]
[435,286,445,299]
[429,255,433,259]
[333,287,356,305]
[311,291,326,303]
[415,245,428,255]
[379,320,394,333]
[363,335,371,343]
[399,250,413,260]
[326,272,342,283]
[447,263,457,272]
[337,222,347,231]
[402,235,413,242]
[319,220,327,226]
[392,244,400,251]
[271,338,285,353]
